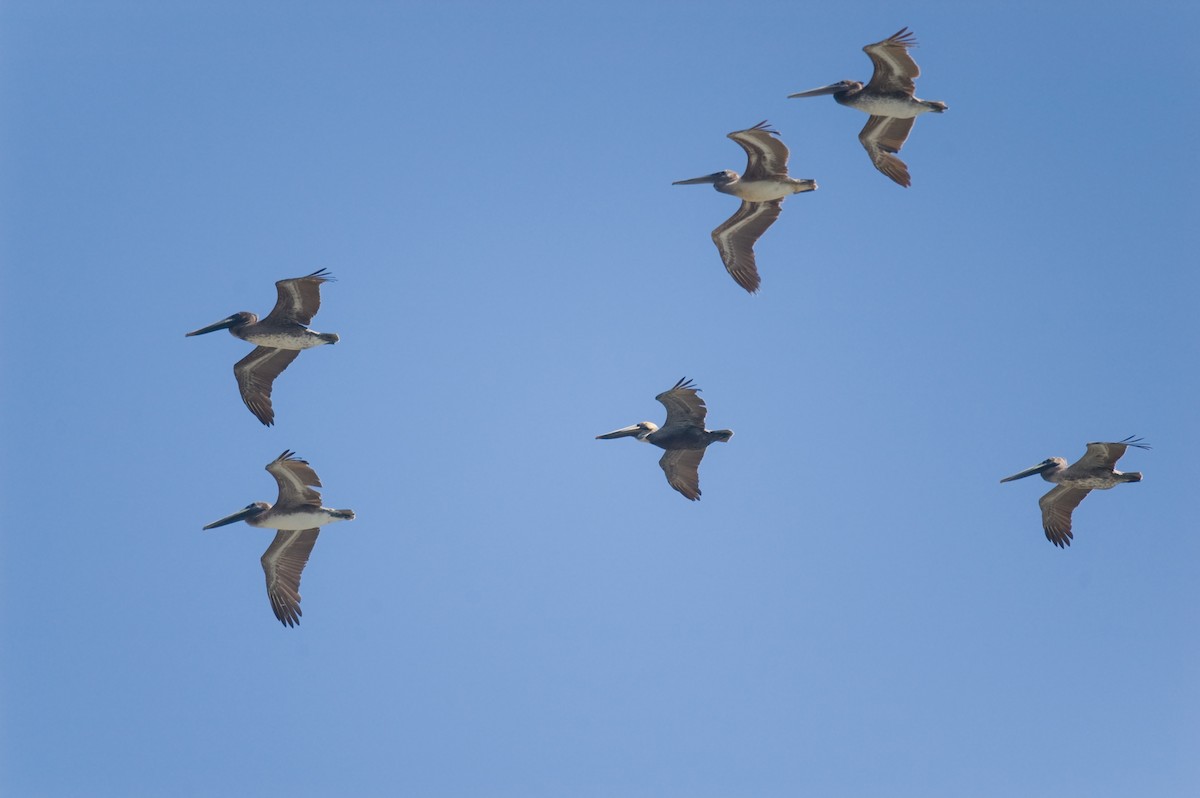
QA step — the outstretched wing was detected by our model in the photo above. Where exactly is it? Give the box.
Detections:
[729,121,790,181]
[655,378,708,429]
[863,27,921,95]
[659,448,706,501]
[265,449,324,508]
[261,529,320,627]
[1078,436,1150,471]
[858,115,916,187]
[233,347,300,426]
[1039,485,1091,548]
[711,200,782,293]
[264,269,334,326]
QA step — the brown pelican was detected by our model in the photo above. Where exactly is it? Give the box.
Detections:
[789,28,946,187]
[203,450,355,627]
[186,269,339,426]
[596,378,733,500]
[673,121,817,293]
[1000,437,1150,548]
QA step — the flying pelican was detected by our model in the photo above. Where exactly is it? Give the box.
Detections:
[673,121,817,293]
[202,450,356,627]
[1000,437,1150,548]
[186,269,339,426]
[596,378,733,500]
[789,27,946,187]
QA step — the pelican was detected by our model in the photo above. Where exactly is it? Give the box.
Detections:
[673,121,817,293]
[1000,437,1150,548]
[789,27,946,187]
[186,269,339,426]
[596,378,733,500]
[203,450,355,627]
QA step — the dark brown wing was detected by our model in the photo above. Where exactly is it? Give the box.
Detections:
[261,529,320,627]
[710,200,782,293]
[858,116,916,187]
[863,28,920,95]
[265,450,324,508]
[1078,437,1150,472]
[264,269,334,326]
[659,448,706,501]
[655,377,708,429]
[1039,485,1091,548]
[728,121,790,181]
[233,347,300,426]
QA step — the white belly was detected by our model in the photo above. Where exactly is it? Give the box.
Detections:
[255,508,344,530]
[732,180,796,202]
[852,96,927,119]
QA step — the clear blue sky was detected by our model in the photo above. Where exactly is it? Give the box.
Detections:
[3,2,1198,796]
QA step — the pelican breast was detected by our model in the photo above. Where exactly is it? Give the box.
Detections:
[1059,475,1129,491]
[239,329,334,350]
[847,95,930,119]
[256,508,349,531]
[727,179,804,203]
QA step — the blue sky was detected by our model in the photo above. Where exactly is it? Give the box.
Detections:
[2,2,1198,796]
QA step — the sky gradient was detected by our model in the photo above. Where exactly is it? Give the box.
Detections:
[3,2,1199,796]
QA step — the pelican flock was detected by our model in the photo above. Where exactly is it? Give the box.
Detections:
[596,378,733,500]
[186,269,339,426]
[203,450,356,626]
[674,121,817,293]
[1001,437,1150,548]
[178,25,1158,633]
[789,27,946,187]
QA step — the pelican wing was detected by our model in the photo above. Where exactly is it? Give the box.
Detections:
[659,448,706,501]
[729,121,790,181]
[233,347,300,426]
[863,27,920,95]
[655,377,708,429]
[261,528,320,627]
[1039,485,1091,548]
[858,115,916,187]
[711,200,782,294]
[265,269,334,326]
[1078,437,1150,471]
[266,450,324,508]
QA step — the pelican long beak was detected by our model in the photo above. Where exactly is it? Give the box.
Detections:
[1000,462,1055,483]
[672,173,723,186]
[185,316,238,337]
[202,504,265,530]
[787,82,847,99]
[596,425,643,440]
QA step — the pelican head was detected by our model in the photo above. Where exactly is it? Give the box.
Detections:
[672,170,738,189]
[596,421,659,442]
[202,501,270,529]
[788,80,862,99]
[186,311,258,337]
[1000,457,1068,483]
